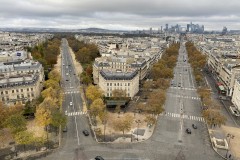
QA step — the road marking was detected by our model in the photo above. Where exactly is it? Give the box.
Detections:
[162,112,205,122]
[64,91,80,94]
[170,87,197,91]
[67,111,87,116]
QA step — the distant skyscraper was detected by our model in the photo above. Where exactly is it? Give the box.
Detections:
[149,27,152,34]
[161,26,163,32]
[222,26,228,35]
[165,24,168,32]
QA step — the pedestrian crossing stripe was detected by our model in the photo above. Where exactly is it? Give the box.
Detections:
[168,94,200,100]
[64,91,80,94]
[170,87,197,91]
[67,111,87,116]
[161,112,205,122]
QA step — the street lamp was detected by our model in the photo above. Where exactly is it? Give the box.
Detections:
[135,120,141,141]
[226,133,234,158]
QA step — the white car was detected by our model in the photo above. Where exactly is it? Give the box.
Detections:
[70,102,73,106]
[230,106,240,117]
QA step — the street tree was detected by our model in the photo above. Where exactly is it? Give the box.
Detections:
[35,103,52,127]
[143,81,152,91]
[202,109,226,128]
[51,109,67,135]
[98,110,109,141]
[86,85,103,101]
[44,79,60,89]
[115,105,121,117]
[48,69,61,83]
[154,78,170,90]
[89,98,105,119]
[197,87,211,100]
[144,115,156,126]
[14,130,34,151]
[112,114,133,137]
[4,113,27,134]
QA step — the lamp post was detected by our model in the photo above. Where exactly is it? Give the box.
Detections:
[135,120,141,141]
[131,131,133,142]
[226,133,234,158]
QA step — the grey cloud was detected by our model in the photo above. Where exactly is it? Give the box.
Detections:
[0,0,240,30]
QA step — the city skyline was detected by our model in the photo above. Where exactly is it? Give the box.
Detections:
[0,0,240,31]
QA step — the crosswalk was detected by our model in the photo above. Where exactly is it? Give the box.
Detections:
[161,112,205,122]
[64,91,80,94]
[66,111,87,116]
[168,94,200,100]
[170,87,197,91]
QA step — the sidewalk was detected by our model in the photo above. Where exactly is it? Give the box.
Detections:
[209,125,240,160]
[110,125,154,143]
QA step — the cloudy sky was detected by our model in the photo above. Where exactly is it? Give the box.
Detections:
[1,0,240,31]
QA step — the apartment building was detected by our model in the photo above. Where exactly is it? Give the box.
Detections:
[98,69,139,98]
[93,55,148,85]
[232,78,240,111]
[0,60,44,105]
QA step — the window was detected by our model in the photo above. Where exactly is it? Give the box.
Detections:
[1,91,3,95]
[21,94,24,98]
[27,88,29,91]
[128,83,130,86]
[117,83,119,86]
[5,91,8,94]
[12,90,14,93]
[31,88,33,91]
[16,89,19,92]
[107,83,109,86]
[110,83,112,86]
[31,93,34,97]
[21,89,23,92]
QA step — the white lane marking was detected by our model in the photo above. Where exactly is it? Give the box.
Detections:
[70,93,80,146]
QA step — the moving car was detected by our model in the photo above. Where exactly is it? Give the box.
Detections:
[95,156,104,160]
[82,130,89,136]
[186,128,191,134]
[70,102,73,106]
[192,124,197,129]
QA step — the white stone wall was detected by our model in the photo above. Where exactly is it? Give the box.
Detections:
[98,72,139,98]
[232,79,240,111]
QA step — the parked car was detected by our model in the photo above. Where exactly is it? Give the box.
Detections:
[63,126,67,132]
[95,156,104,160]
[186,128,191,134]
[192,124,197,129]
[229,106,240,116]
[70,102,73,106]
[82,130,89,136]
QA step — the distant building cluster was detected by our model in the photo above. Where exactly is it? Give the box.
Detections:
[188,34,240,111]
[75,35,177,98]
[0,32,53,105]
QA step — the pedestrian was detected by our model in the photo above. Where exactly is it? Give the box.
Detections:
[229,154,231,159]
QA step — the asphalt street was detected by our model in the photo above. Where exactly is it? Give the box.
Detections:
[39,40,222,160]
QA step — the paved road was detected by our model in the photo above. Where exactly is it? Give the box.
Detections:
[40,40,222,160]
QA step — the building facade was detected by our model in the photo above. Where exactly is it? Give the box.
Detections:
[0,60,44,105]
[98,69,139,99]
[232,79,240,111]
